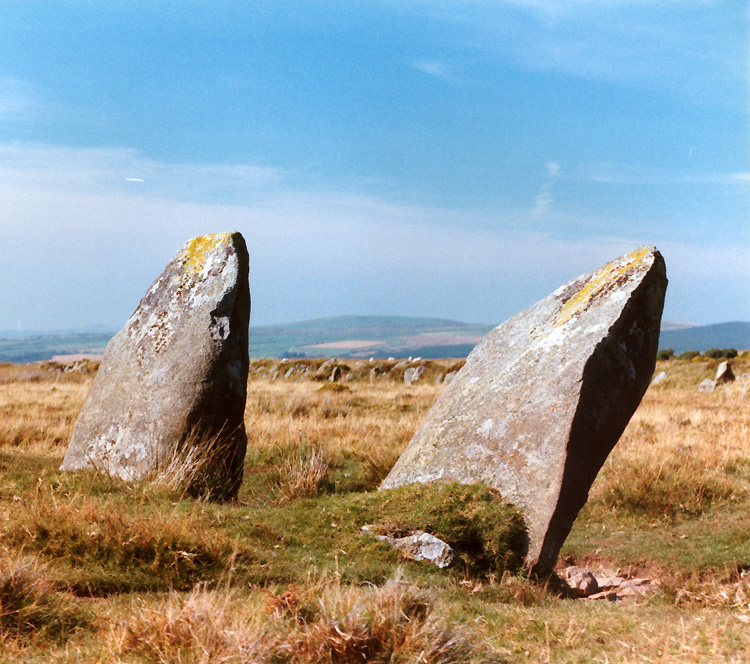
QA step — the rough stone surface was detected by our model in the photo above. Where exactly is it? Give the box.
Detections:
[565,567,599,597]
[564,566,657,600]
[698,378,715,393]
[381,246,667,573]
[61,232,250,500]
[361,527,461,568]
[651,371,667,385]
[404,366,424,385]
[715,361,735,385]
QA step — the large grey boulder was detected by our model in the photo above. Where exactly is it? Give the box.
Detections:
[61,232,250,500]
[381,246,666,573]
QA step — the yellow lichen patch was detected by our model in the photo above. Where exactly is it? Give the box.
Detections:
[554,246,651,327]
[179,232,233,275]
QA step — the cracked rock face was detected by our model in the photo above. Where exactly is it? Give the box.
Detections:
[61,232,250,500]
[381,246,667,573]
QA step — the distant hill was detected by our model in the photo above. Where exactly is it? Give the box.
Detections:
[248,316,493,359]
[248,316,750,359]
[0,333,112,364]
[1,317,748,363]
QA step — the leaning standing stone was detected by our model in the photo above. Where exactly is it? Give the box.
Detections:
[715,360,735,385]
[381,246,667,574]
[61,232,250,500]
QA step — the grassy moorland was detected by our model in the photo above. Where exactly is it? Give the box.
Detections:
[0,355,748,662]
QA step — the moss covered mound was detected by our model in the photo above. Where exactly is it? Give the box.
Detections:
[366,482,527,573]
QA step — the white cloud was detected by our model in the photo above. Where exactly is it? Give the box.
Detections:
[572,162,750,186]
[411,59,456,82]
[531,187,554,216]
[1,141,746,329]
[0,143,285,202]
[425,1,746,105]
[545,162,560,177]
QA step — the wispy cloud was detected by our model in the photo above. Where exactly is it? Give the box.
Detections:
[0,143,284,202]
[546,162,560,177]
[411,59,458,82]
[573,162,750,186]
[424,1,747,105]
[531,186,554,216]
[1,141,746,329]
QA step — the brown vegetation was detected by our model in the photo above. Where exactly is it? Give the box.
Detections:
[0,356,748,661]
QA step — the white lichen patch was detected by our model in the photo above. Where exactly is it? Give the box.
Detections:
[476,418,494,437]
[210,316,231,341]
[464,442,493,460]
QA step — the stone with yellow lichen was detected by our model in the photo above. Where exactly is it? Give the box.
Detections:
[61,232,250,501]
[381,246,667,574]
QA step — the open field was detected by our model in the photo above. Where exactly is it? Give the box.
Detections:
[3,318,748,362]
[0,356,749,662]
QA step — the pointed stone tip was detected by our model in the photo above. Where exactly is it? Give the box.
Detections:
[179,232,242,275]
[554,246,660,327]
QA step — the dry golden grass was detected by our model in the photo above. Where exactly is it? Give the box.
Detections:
[106,571,483,663]
[0,550,88,653]
[245,379,440,456]
[0,357,748,662]
[0,379,86,452]
[588,380,750,519]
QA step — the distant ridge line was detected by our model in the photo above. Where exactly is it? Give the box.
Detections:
[0,316,747,362]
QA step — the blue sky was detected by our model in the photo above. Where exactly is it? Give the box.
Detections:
[1,0,748,331]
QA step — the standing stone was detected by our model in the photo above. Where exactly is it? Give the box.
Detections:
[715,360,735,385]
[61,232,250,500]
[381,246,667,574]
[404,366,424,385]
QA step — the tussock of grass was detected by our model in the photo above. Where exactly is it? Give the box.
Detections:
[367,483,527,574]
[652,566,750,610]
[109,584,267,663]
[316,381,350,393]
[275,571,484,664]
[3,498,246,595]
[111,572,488,664]
[152,427,245,501]
[361,445,401,487]
[594,455,736,518]
[270,441,330,503]
[0,552,88,646]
